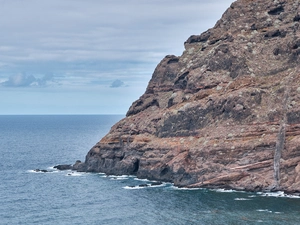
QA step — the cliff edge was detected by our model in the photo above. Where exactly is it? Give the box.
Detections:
[75,0,300,193]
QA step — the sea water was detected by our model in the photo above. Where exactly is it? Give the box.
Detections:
[1,115,300,225]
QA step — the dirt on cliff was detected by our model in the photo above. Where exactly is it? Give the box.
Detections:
[75,0,300,193]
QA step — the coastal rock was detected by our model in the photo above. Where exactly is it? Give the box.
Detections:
[127,182,163,189]
[34,169,50,173]
[54,164,72,170]
[72,160,86,171]
[77,0,300,193]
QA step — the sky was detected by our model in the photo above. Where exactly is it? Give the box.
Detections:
[0,0,234,115]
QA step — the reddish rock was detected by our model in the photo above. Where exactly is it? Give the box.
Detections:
[76,0,300,193]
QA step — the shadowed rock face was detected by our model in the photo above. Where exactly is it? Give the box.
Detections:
[76,0,300,193]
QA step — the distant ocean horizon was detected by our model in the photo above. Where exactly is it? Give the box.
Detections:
[1,115,300,225]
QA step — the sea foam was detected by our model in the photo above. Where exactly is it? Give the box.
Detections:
[65,172,84,176]
[256,209,272,213]
[234,198,252,201]
[171,186,202,191]
[258,191,300,199]
[123,186,145,190]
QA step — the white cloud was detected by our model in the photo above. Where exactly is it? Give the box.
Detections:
[0,0,234,114]
[1,73,55,87]
[0,0,233,64]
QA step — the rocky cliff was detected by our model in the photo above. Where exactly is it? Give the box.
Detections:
[75,0,300,193]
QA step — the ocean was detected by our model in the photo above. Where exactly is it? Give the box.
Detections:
[1,115,300,225]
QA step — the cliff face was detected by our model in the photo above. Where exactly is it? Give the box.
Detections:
[76,0,300,192]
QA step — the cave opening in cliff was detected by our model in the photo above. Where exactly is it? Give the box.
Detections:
[133,159,140,174]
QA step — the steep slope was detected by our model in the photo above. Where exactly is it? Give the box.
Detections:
[75,0,300,193]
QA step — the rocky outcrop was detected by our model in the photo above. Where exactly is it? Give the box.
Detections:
[34,169,51,173]
[54,164,72,170]
[76,0,300,193]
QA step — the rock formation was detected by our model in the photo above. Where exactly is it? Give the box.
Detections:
[75,0,300,193]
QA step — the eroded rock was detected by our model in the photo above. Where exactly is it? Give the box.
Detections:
[74,0,300,193]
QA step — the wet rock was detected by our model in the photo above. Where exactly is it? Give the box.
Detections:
[54,164,72,170]
[72,160,86,171]
[151,182,163,186]
[34,169,49,173]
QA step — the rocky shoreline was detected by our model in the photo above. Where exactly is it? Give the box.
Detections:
[60,0,300,194]
[48,162,300,196]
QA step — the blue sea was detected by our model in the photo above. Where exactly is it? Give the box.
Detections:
[1,115,300,225]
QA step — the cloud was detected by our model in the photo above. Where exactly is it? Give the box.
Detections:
[0,0,235,114]
[0,0,234,68]
[1,74,35,87]
[1,73,55,87]
[110,79,125,88]
[36,74,55,86]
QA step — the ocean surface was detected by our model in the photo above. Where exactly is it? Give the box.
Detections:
[1,115,300,225]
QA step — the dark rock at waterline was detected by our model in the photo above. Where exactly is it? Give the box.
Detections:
[72,160,86,171]
[151,182,163,186]
[54,164,72,170]
[128,182,163,188]
[34,169,50,173]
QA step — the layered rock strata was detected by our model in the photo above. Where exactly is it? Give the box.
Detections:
[75,0,300,193]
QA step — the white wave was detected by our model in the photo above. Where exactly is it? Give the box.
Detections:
[28,169,39,173]
[27,169,57,173]
[171,186,202,191]
[149,183,166,188]
[259,191,300,199]
[110,177,128,180]
[214,188,243,193]
[107,175,134,180]
[134,178,150,182]
[256,209,272,213]
[123,182,166,189]
[260,191,285,197]
[127,175,136,178]
[215,188,235,193]
[248,195,257,198]
[98,174,108,178]
[234,198,252,201]
[108,175,135,178]
[123,186,145,190]
[65,172,84,176]
[133,177,168,186]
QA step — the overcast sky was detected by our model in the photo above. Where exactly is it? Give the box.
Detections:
[0,0,234,115]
